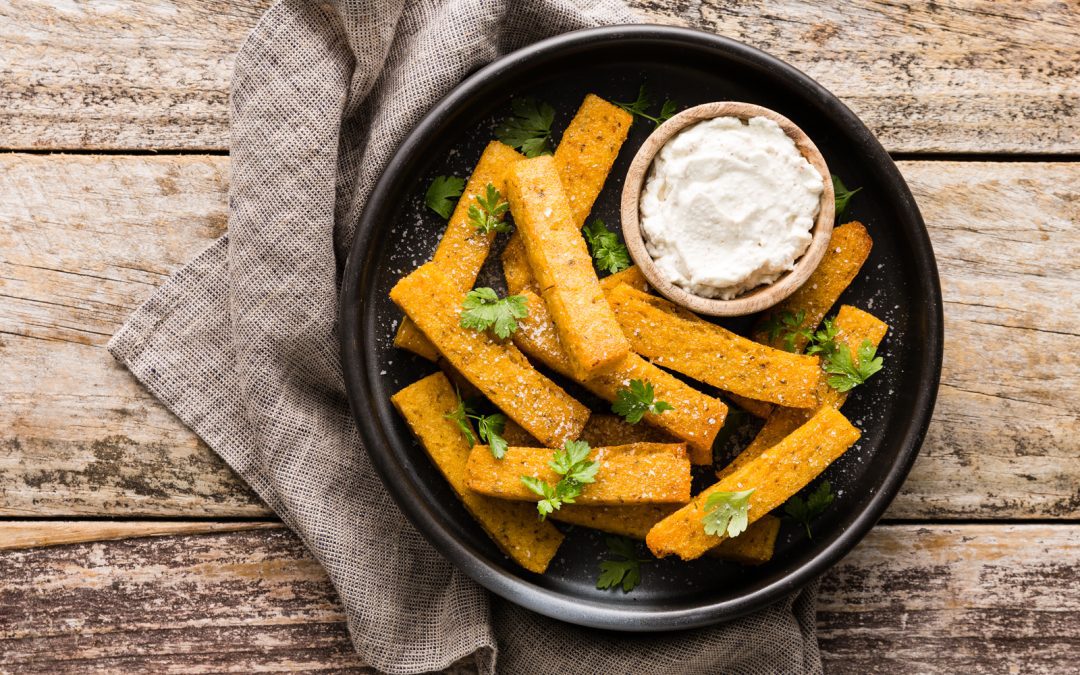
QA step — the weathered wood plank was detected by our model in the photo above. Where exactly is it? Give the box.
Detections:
[0,1,1076,152]
[0,520,281,551]
[2,154,1077,518]
[0,525,1074,673]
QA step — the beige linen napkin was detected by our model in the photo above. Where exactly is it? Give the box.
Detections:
[108,1,823,673]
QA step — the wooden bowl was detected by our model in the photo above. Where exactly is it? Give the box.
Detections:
[620,101,835,317]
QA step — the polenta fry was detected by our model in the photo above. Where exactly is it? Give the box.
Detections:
[507,156,630,378]
[391,373,563,574]
[466,443,692,505]
[646,406,860,560]
[394,141,524,360]
[554,94,634,227]
[579,414,675,447]
[390,262,589,448]
[513,289,726,464]
[608,284,821,408]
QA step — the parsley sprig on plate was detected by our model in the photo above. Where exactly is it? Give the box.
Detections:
[762,309,812,352]
[444,396,510,459]
[763,312,884,392]
[784,480,835,539]
[614,85,677,127]
[424,175,465,219]
[520,440,599,519]
[582,218,631,274]
[701,488,755,538]
[496,98,555,158]
[596,536,650,593]
[832,175,862,219]
[823,339,883,392]
[459,288,528,339]
[468,183,510,234]
[612,379,674,424]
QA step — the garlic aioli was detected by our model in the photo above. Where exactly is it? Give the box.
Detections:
[639,116,824,299]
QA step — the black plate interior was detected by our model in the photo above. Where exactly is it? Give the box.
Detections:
[340,26,942,631]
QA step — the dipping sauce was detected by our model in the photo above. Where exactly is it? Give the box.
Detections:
[639,116,824,299]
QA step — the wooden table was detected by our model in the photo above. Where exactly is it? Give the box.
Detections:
[1,1,1077,672]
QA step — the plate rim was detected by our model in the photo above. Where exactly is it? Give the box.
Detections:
[339,24,944,631]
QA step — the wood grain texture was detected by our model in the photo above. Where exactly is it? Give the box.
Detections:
[0,525,1074,673]
[0,520,281,551]
[2,154,1077,519]
[1,0,1076,152]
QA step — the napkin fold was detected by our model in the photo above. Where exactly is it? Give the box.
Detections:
[108,1,823,672]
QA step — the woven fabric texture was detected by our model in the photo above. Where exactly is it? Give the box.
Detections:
[108,1,823,673]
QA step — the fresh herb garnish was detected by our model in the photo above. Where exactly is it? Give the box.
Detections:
[424,175,465,219]
[761,309,812,352]
[496,98,555,158]
[468,183,510,234]
[520,439,599,519]
[614,85,678,127]
[596,536,649,592]
[582,218,631,274]
[612,379,674,424]
[702,488,755,538]
[823,339,883,392]
[832,175,862,219]
[459,288,528,339]
[784,480,835,539]
[444,396,510,459]
[805,317,840,357]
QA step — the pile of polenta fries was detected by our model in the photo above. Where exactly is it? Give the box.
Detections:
[389,94,883,577]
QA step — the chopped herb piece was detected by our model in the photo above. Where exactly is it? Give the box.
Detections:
[596,536,648,592]
[467,183,510,234]
[805,318,840,358]
[495,97,555,158]
[611,379,674,424]
[424,175,465,219]
[701,488,755,538]
[582,218,631,273]
[444,397,477,447]
[459,288,528,339]
[444,395,510,459]
[761,309,812,352]
[823,338,883,392]
[784,480,835,539]
[832,175,862,219]
[613,85,678,128]
[520,439,599,519]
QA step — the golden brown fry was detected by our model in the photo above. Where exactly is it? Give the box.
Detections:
[753,221,874,351]
[598,265,650,294]
[551,505,780,565]
[390,262,589,448]
[501,233,540,296]
[608,284,821,408]
[580,414,675,447]
[719,305,888,480]
[394,141,524,360]
[513,289,726,464]
[646,406,861,560]
[728,395,775,419]
[554,94,634,227]
[391,373,563,574]
[466,443,692,505]
[507,156,630,378]
[500,419,540,447]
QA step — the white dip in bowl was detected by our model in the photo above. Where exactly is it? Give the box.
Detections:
[639,115,825,300]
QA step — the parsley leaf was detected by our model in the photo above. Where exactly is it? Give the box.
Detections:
[443,397,477,446]
[613,85,678,128]
[467,183,510,234]
[444,396,510,459]
[832,175,862,219]
[424,175,465,219]
[823,338,883,392]
[520,439,599,519]
[784,480,835,539]
[760,310,813,352]
[495,98,555,158]
[596,536,648,592]
[702,488,755,538]
[582,218,631,274]
[805,317,840,357]
[459,288,528,339]
[611,379,674,424]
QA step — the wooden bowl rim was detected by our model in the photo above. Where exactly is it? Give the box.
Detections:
[620,101,835,317]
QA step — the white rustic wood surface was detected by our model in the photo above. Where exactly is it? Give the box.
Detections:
[0,0,1078,672]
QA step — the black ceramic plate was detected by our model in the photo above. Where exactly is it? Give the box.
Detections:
[340,25,943,631]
